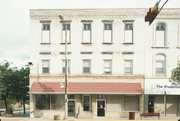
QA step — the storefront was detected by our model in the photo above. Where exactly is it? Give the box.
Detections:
[31,82,143,119]
[145,79,180,117]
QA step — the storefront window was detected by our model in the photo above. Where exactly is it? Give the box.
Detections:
[35,94,61,110]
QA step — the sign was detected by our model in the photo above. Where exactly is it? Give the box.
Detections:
[145,79,180,95]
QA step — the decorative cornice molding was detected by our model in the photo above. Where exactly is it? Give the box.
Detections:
[60,20,72,23]
[151,46,169,49]
[102,20,114,23]
[31,15,145,20]
[123,20,135,22]
[30,74,144,79]
[40,43,51,45]
[80,52,93,54]
[40,20,51,23]
[59,51,72,54]
[101,52,113,54]
[122,51,134,55]
[39,51,51,55]
[81,20,93,22]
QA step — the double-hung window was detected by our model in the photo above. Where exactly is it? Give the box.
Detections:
[83,59,91,74]
[124,22,133,43]
[103,59,112,74]
[124,59,133,74]
[155,23,166,47]
[155,54,166,76]
[62,23,71,43]
[103,23,113,43]
[42,60,50,74]
[62,59,71,74]
[41,21,51,43]
[82,23,91,43]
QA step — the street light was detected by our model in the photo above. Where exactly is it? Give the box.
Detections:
[59,15,68,120]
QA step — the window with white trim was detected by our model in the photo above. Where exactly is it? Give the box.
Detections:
[62,23,71,43]
[155,23,166,47]
[155,54,166,76]
[42,60,50,74]
[103,59,112,74]
[124,23,133,43]
[82,59,91,74]
[42,23,50,43]
[103,23,112,43]
[82,23,91,43]
[62,59,71,74]
[124,59,133,74]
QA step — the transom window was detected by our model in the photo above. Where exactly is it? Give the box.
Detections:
[125,23,133,30]
[156,23,166,31]
[63,24,70,30]
[104,24,112,30]
[42,24,50,31]
[83,24,91,30]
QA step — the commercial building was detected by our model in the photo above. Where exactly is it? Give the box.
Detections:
[29,8,180,119]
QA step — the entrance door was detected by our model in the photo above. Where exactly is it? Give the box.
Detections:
[68,100,75,117]
[97,100,105,117]
[148,96,155,113]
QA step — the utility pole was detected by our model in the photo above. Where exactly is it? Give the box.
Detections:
[59,15,68,120]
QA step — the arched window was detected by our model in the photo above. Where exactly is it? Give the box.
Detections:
[155,54,166,76]
[155,23,166,47]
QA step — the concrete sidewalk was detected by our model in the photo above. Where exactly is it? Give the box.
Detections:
[1,117,180,121]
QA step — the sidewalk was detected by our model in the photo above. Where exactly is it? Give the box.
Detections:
[0,117,180,121]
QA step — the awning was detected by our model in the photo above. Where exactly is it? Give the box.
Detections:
[31,82,142,94]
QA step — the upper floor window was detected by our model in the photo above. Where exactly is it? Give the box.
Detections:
[62,23,71,43]
[42,60,50,74]
[155,54,166,76]
[124,22,133,43]
[82,23,91,43]
[82,59,91,74]
[155,23,166,47]
[41,22,50,43]
[62,59,71,74]
[103,59,112,74]
[103,22,113,43]
[42,24,50,31]
[124,59,133,74]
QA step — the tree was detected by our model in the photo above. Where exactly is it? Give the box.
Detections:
[170,65,180,85]
[0,61,29,114]
[0,61,15,112]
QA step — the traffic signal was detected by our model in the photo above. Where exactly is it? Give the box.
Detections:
[145,3,159,25]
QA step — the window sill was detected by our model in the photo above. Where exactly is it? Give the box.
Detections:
[151,46,169,49]
[40,43,51,45]
[102,42,113,45]
[60,43,71,45]
[81,42,92,45]
[123,43,134,45]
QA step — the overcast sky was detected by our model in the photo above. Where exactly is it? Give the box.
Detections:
[0,0,179,68]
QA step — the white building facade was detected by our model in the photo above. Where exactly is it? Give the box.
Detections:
[29,9,180,119]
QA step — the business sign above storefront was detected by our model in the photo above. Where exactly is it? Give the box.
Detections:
[145,79,180,95]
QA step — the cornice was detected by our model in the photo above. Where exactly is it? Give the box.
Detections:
[31,15,145,20]
[30,74,144,79]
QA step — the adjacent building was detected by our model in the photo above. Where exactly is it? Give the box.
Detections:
[29,8,180,119]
